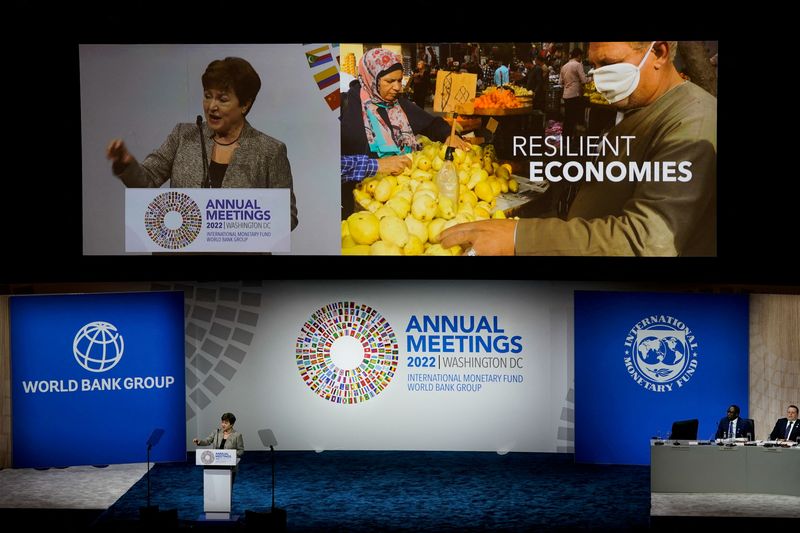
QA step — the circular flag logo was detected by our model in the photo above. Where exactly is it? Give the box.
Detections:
[144,191,202,249]
[296,302,398,404]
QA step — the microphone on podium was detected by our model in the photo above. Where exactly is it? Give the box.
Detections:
[197,115,210,188]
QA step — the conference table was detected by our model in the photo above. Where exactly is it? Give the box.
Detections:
[650,440,800,496]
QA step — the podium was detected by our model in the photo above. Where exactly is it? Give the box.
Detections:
[195,449,239,520]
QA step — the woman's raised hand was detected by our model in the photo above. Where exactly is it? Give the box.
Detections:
[106,139,133,174]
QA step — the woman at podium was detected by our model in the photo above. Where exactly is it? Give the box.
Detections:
[193,412,244,481]
[106,56,298,230]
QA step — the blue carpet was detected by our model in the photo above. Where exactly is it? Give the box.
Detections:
[95,451,651,531]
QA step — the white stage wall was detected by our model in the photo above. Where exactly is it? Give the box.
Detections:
[181,280,576,453]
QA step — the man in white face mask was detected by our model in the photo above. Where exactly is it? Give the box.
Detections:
[586,41,661,109]
[441,41,717,257]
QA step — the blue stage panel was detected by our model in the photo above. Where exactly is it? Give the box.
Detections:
[575,291,749,465]
[10,291,186,467]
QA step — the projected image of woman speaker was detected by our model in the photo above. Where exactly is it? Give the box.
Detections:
[106,57,298,230]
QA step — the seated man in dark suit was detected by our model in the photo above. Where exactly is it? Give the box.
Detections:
[769,404,799,442]
[714,404,753,439]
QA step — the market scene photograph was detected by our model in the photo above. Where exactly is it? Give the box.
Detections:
[339,42,718,256]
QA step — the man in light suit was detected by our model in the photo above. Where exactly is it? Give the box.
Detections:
[714,404,753,439]
[769,404,799,442]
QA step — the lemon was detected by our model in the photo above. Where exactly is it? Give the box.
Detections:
[379,215,409,248]
[417,181,439,195]
[457,203,474,218]
[428,218,447,244]
[341,244,371,255]
[347,211,380,245]
[385,197,411,219]
[404,215,428,244]
[353,188,371,205]
[403,234,424,256]
[390,183,407,198]
[363,177,379,195]
[475,181,494,203]
[422,144,438,161]
[413,189,436,202]
[424,243,452,256]
[410,169,433,182]
[459,190,478,207]
[391,188,413,203]
[416,156,432,172]
[341,235,356,248]
[374,205,398,220]
[374,178,393,202]
[436,196,456,220]
[411,194,437,222]
[370,240,403,255]
[474,206,491,219]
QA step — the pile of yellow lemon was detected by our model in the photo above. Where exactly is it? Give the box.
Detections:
[342,137,518,255]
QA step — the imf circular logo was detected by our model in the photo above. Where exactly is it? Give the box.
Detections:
[200,450,215,465]
[73,321,124,373]
[623,315,699,392]
[296,302,399,404]
[144,191,202,249]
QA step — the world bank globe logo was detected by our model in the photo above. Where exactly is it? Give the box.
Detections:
[623,315,699,392]
[73,321,125,373]
[144,191,202,249]
[296,301,399,404]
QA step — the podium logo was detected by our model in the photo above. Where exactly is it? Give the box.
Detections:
[296,301,399,404]
[73,321,125,373]
[200,450,215,465]
[144,191,202,249]
[623,315,699,393]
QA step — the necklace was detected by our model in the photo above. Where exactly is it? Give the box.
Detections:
[213,132,241,146]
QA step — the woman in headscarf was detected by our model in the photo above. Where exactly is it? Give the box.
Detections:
[340,48,470,191]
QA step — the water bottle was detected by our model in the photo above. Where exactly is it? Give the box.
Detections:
[435,146,459,206]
